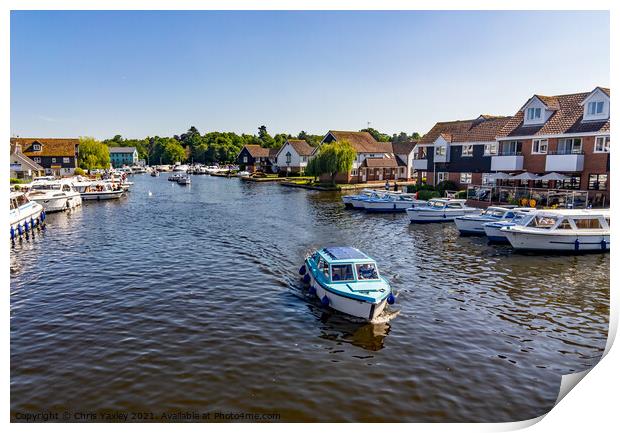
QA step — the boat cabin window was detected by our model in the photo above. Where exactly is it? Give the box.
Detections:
[557,219,572,230]
[10,198,17,210]
[331,264,355,282]
[527,215,557,228]
[317,258,329,278]
[311,252,321,263]
[429,201,445,209]
[15,194,29,207]
[574,218,602,229]
[356,263,379,280]
[62,184,71,192]
[447,203,463,209]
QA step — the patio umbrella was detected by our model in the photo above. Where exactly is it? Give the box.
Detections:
[539,172,569,181]
[510,172,540,181]
[488,172,512,180]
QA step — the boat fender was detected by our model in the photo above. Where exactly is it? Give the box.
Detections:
[387,293,396,305]
[17,224,23,236]
[299,265,306,275]
[308,286,316,295]
[302,274,311,284]
[601,239,607,250]
[10,226,15,240]
[30,217,35,228]
[574,239,580,251]
[321,296,330,306]
[24,221,29,232]
[41,211,46,221]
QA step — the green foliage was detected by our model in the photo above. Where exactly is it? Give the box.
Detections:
[10,178,25,184]
[360,128,391,142]
[310,140,356,185]
[79,137,110,170]
[74,168,86,176]
[455,190,468,199]
[391,131,422,143]
[417,190,441,201]
[436,180,459,195]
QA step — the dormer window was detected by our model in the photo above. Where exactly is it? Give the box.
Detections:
[32,144,41,151]
[527,107,542,121]
[435,146,446,156]
[587,101,604,115]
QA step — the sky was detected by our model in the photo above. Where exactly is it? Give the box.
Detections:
[10,10,610,140]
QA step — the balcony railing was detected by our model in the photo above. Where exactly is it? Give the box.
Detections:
[498,151,523,156]
[547,150,585,155]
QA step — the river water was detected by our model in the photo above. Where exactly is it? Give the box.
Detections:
[10,175,609,422]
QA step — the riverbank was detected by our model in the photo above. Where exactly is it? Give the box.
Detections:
[280,179,418,191]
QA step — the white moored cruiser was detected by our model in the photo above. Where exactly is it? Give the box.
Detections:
[363,192,426,213]
[342,189,376,208]
[454,206,519,235]
[501,209,610,252]
[406,198,479,223]
[26,179,82,213]
[78,182,125,200]
[483,209,537,243]
[10,191,45,240]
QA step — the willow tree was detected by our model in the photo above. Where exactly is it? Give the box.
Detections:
[312,140,356,185]
[78,136,110,170]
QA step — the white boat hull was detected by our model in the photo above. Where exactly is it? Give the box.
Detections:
[504,231,610,252]
[10,202,44,232]
[364,200,421,213]
[483,224,510,243]
[309,274,387,321]
[350,197,370,209]
[81,191,124,200]
[454,217,496,235]
[407,208,478,223]
[29,193,82,213]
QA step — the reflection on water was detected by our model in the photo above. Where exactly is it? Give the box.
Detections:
[10,176,609,422]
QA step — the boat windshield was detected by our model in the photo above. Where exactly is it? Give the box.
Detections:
[429,201,446,209]
[356,263,379,280]
[32,184,61,190]
[526,215,558,229]
[331,264,355,282]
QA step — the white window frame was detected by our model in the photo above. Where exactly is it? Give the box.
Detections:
[285,152,292,164]
[484,143,498,156]
[460,172,472,184]
[527,107,542,121]
[461,144,473,157]
[437,172,448,183]
[351,168,358,176]
[243,156,248,163]
[531,139,548,155]
[63,157,70,163]
[594,136,610,153]
[51,157,56,163]
[558,138,583,155]
[32,144,41,151]
[588,101,604,115]
[435,146,446,156]
[33,157,41,163]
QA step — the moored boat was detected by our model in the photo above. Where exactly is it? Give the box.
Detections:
[342,189,375,208]
[406,198,479,223]
[79,182,125,200]
[501,209,610,252]
[363,192,426,213]
[483,209,537,243]
[299,247,395,321]
[26,179,82,213]
[150,170,159,177]
[177,175,191,185]
[454,206,519,235]
[10,191,45,240]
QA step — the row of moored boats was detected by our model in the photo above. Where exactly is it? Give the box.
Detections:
[342,189,610,253]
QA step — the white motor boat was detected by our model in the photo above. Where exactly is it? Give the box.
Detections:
[483,209,537,243]
[363,192,426,213]
[406,198,479,223]
[172,164,189,172]
[79,182,125,200]
[168,173,182,182]
[177,175,191,185]
[454,206,520,235]
[342,189,376,208]
[237,171,250,177]
[10,191,45,240]
[501,209,610,252]
[26,179,82,213]
[151,170,160,177]
[300,247,395,321]
[350,190,389,209]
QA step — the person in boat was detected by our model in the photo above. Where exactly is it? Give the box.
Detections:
[358,263,378,280]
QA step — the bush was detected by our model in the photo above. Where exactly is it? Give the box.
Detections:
[10,178,24,184]
[436,180,459,194]
[455,190,468,199]
[417,190,441,201]
[74,168,86,176]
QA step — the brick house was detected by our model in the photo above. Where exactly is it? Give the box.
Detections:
[496,87,610,205]
[237,145,280,173]
[318,131,415,184]
[10,142,45,180]
[10,137,79,176]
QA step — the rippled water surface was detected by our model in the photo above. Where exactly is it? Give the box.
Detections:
[10,175,610,422]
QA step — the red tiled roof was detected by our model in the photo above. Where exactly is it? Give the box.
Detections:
[10,137,79,157]
[419,115,511,144]
[244,144,271,158]
[285,139,314,156]
[498,91,610,137]
[391,141,417,155]
[360,156,406,168]
[325,131,393,153]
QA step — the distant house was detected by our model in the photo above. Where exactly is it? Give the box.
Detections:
[109,147,139,168]
[237,145,280,173]
[274,139,315,174]
[10,137,79,176]
[318,131,415,184]
[10,142,45,180]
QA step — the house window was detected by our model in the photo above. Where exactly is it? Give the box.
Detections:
[32,144,41,151]
[500,141,522,156]
[63,157,70,163]
[560,176,581,190]
[51,158,56,163]
[302,156,307,162]
[420,171,427,183]
[588,174,608,190]
[594,136,610,153]
[532,139,548,154]
[461,145,473,157]
[243,156,248,163]
[527,107,542,121]
[285,152,292,164]
[482,173,494,185]
[435,146,446,156]
[588,101,604,115]
[33,157,41,163]
[437,172,448,183]
[484,143,498,156]
[351,169,358,176]
[557,138,582,155]
[460,173,472,184]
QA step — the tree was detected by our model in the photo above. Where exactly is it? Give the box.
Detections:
[162,139,186,164]
[304,155,321,182]
[258,125,276,148]
[360,127,391,142]
[78,136,110,170]
[312,140,356,185]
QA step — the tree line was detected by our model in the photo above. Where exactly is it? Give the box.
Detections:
[78,126,421,169]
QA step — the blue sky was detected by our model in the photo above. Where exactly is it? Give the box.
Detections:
[11,10,610,139]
